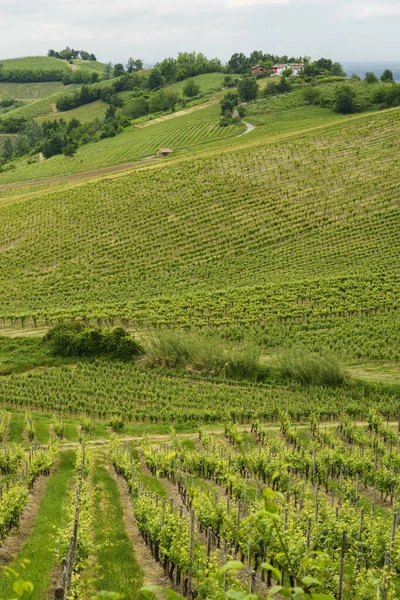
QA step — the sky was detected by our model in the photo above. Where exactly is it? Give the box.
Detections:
[0,0,399,64]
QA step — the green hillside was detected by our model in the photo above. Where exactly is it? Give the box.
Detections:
[0,81,65,102]
[0,55,71,73]
[0,103,244,184]
[36,99,108,123]
[0,108,398,359]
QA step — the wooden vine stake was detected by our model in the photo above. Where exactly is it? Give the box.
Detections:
[187,510,195,600]
[337,531,346,600]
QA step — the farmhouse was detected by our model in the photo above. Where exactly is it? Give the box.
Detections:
[157,148,174,157]
[251,65,268,76]
[271,63,305,76]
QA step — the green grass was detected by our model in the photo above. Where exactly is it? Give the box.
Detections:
[8,412,25,442]
[63,418,80,441]
[0,450,76,600]
[0,336,74,375]
[91,453,144,597]
[32,413,51,443]
[165,72,227,94]
[71,59,107,76]
[36,99,108,124]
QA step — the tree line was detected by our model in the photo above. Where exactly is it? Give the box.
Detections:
[47,47,97,61]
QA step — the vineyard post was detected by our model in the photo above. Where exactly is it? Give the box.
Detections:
[356,508,364,570]
[187,510,195,600]
[337,531,346,600]
[306,516,311,552]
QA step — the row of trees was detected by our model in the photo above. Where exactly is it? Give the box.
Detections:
[0,63,99,84]
[47,48,97,61]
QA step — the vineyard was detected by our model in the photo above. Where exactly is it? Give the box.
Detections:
[0,108,398,358]
[0,403,399,598]
[0,56,72,73]
[0,103,245,184]
[36,99,109,123]
[0,52,399,598]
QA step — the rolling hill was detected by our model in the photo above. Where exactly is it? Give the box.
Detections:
[0,107,398,360]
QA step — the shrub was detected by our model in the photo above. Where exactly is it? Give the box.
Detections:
[276,346,346,386]
[43,323,143,360]
[141,330,264,381]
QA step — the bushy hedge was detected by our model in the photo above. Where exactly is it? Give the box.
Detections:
[43,323,144,360]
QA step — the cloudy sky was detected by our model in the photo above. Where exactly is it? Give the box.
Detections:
[0,0,399,64]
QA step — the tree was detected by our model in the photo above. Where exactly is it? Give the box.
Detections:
[2,136,13,162]
[350,73,361,81]
[223,75,235,88]
[227,53,250,74]
[302,86,321,104]
[220,91,239,115]
[147,68,163,90]
[183,79,200,98]
[380,69,394,83]
[282,68,293,77]
[277,75,291,93]
[127,57,143,73]
[334,85,356,114]
[113,63,125,78]
[103,62,113,80]
[365,71,378,83]
[237,77,258,102]
[331,62,346,77]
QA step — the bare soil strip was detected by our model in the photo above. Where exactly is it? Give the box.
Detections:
[0,473,49,564]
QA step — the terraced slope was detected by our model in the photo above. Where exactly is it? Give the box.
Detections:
[0,109,399,357]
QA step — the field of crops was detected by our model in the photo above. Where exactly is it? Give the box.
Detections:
[0,81,64,102]
[0,55,70,73]
[0,402,399,598]
[36,99,109,123]
[0,103,245,184]
[0,108,398,358]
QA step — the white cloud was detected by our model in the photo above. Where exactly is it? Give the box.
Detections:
[340,1,400,19]
[0,0,398,62]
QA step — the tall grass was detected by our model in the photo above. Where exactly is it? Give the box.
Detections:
[141,330,264,381]
[276,346,347,386]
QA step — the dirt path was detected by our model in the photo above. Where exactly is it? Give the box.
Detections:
[0,474,48,564]
[110,463,170,588]
[0,157,158,191]
[238,120,255,136]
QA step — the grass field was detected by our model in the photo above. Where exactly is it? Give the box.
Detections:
[70,58,107,75]
[36,99,109,123]
[166,72,227,94]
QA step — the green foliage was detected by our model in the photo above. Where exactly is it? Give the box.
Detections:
[220,91,239,115]
[333,85,356,114]
[276,346,347,386]
[365,71,379,84]
[43,323,144,360]
[380,69,394,83]
[141,330,263,380]
[237,77,258,102]
[183,78,200,98]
